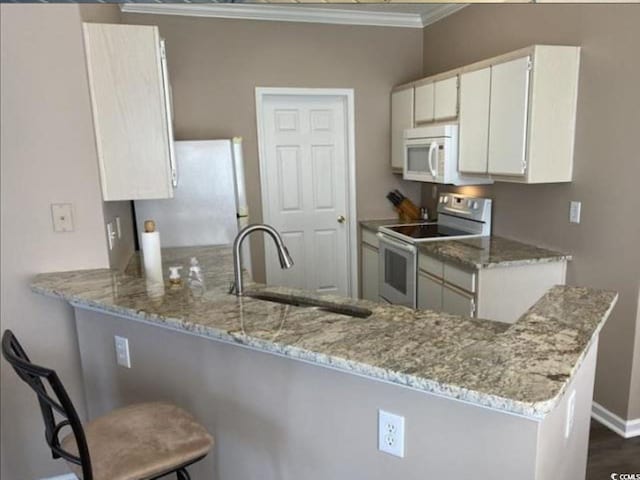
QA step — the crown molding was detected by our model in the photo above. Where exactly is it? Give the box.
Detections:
[420,4,467,28]
[120,4,467,29]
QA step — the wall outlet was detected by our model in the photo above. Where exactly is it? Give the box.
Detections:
[378,409,405,458]
[565,389,576,438]
[51,203,74,232]
[114,335,131,368]
[569,201,581,224]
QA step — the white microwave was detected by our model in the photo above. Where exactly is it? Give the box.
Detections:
[403,125,492,186]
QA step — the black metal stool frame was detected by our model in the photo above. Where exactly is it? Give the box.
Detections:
[2,329,201,480]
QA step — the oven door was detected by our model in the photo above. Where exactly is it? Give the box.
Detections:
[377,233,417,308]
[403,137,443,183]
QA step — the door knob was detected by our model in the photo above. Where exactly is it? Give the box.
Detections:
[337,215,346,224]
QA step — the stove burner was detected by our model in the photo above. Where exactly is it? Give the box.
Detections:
[385,223,472,239]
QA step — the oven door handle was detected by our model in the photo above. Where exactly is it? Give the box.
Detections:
[377,233,417,253]
[428,141,438,178]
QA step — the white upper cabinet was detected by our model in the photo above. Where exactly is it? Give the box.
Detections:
[458,67,491,174]
[414,83,434,123]
[414,76,458,124]
[390,86,414,171]
[83,23,176,201]
[434,76,458,120]
[487,56,531,177]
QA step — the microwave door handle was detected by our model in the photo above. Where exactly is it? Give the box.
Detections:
[428,141,438,178]
[377,233,417,253]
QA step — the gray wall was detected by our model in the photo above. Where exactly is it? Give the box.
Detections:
[0,4,133,479]
[121,12,424,283]
[0,5,109,479]
[420,4,640,422]
[74,307,597,480]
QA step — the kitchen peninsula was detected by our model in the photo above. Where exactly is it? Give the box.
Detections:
[32,245,617,480]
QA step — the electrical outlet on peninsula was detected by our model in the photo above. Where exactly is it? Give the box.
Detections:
[378,410,405,458]
[114,335,131,368]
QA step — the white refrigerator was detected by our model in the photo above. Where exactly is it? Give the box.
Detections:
[134,138,251,272]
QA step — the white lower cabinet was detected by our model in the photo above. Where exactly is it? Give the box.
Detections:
[417,271,442,311]
[417,251,567,323]
[362,243,379,302]
[442,284,475,317]
[361,229,380,302]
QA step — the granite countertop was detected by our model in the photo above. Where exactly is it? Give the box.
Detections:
[360,219,571,270]
[31,245,616,419]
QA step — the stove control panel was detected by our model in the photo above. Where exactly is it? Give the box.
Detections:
[438,193,492,224]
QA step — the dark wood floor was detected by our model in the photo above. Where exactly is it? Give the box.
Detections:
[586,420,640,479]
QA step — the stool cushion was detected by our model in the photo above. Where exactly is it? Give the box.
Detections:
[61,402,214,480]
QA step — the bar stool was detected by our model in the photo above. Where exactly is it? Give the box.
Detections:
[2,329,214,480]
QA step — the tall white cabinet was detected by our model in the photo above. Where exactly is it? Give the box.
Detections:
[487,56,531,176]
[458,68,491,174]
[390,87,414,171]
[83,23,176,201]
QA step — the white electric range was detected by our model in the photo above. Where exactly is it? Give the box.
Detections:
[377,193,492,307]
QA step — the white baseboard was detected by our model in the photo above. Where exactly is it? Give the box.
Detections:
[592,402,640,438]
[41,474,77,480]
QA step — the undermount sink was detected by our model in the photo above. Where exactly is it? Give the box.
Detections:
[246,291,372,319]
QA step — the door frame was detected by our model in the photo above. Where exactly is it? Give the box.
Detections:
[255,87,358,298]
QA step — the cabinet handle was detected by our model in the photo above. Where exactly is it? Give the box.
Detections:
[160,39,177,188]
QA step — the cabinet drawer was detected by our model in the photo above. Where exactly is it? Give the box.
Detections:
[418,271,443,311]
[361,228,379,249]
[443,263,476,293]
[443,284,476,318]
[418,253,443,278]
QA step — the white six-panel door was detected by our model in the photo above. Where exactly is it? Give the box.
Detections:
[259,93,351,296]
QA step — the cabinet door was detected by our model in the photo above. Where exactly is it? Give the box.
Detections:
[458,68,491,174]
[442,284,475,317]
[417,271,443,311]
[414,83,435,123]
[391,88,414,170]
[362,244,379,302]
[488,56,531,176]
[83,23,175,201]
[434,76,458,120]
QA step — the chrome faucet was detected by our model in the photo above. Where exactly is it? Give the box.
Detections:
[231,224,294,296]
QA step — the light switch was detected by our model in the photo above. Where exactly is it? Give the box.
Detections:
[569,201,581,224]
[115,216,122,239]
[106,222,116,250]
[51,203,74,232]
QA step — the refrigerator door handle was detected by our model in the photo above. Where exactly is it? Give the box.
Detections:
[160,39,177,188]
